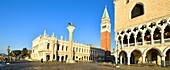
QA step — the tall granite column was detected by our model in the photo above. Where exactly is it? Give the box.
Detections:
[66,23,75,63]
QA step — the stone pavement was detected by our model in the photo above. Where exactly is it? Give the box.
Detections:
[0,61,170,70]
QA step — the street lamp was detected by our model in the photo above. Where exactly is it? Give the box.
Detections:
[7,46,10,56]
[6,46,10,63]
[116,45,119,65]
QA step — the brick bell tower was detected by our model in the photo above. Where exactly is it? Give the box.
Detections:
[100,6,111,61]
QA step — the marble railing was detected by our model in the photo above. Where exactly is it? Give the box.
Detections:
[154,40,161,44]
[121,38,170,47]
[165,61,170,66]
[165,38,170,43]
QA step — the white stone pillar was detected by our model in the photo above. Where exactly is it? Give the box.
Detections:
[142,55,146,63]
[59,56,62,61]
[67,23,75,63]
[50,54,53,61]
[151,31,154,44]
[127,55,130,65]
[43,53,46,61]
[161,55,166,67]
[161,30,164,43]
[120,55,122,64]
[64,45,66,51]
[127,36,130,47]
[115,56,118,64]
[142,33,145,45]
[59,45,62,51]
[134,35,137,46]
[64,55,66,61]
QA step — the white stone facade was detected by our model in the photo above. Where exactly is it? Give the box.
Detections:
[31,31,105,62]
[113,0,170,66]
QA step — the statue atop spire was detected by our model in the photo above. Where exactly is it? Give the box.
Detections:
[52,32,55,37]
[43,30,47,37]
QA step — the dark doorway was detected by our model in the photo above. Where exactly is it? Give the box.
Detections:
[46,55,50,61]
[61,56,64,62]
[57,56,59,61]
[152,52,158,63]
[130,53,135,64]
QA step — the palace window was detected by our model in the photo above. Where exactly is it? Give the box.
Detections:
[102,25,106,28]
[53,55,55,59]
[131,3,144,19]
[66,46,68,51]
[76,48,78,52]
[62,45,64,51]
[47,43,50,49]
[57,44,60,51]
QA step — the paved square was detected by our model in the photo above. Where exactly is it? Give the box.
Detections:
[1,61,170,70]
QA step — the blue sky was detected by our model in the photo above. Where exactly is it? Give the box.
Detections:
[0,0,115,54]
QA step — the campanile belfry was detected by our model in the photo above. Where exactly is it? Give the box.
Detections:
[100,6,111,60]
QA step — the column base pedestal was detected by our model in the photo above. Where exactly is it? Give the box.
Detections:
[66,59,75,63]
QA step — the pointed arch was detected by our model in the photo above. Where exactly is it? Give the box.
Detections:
[163,46,170,56]
[143,47,162,56]
[123,35,128,47]
[164,24,170,39]
[154,27,161,42]
[128,48,142,56]
[136,31,142,45]
[128,49,142,64]
[145,29,151,44]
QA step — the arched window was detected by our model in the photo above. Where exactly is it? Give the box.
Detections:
[47,43,50,49]
[131,3,144,19]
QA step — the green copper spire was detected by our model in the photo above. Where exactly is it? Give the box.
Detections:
[102,6,110,19]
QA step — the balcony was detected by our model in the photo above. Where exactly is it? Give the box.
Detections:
[123,44,128,47]
[165,38,170,43]
[137,42,142,45]
[154,40,161,44]
[165,61,170,66]
[146,41,151,44]
[121,38,170,47]
[130,43,135,46]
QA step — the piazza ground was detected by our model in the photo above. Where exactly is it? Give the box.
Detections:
[1,61,170,70]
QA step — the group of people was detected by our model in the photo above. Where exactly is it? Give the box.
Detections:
[0,57,11,64]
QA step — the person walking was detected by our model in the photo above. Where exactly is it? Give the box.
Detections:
[41,58,43,64]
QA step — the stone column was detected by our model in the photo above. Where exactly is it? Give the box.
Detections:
[151,31,154,44]
[120,55,122,64]
[59,45,62,51]
[59,56,62,61]
[161,30,164,43]
[142,54,146,63]
[64,55,66,61]
[161,55,166,67]
[127,36,130,47]
[127,55,130,65]
[43,53,46,61]
[64,45,66,51]
[142,33,145,45]
[115,56,118,64]
[67,23,75,63]
[51,38,55,61]
[134,35,137,46]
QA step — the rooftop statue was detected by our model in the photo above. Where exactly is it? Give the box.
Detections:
[69,23,73,26]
